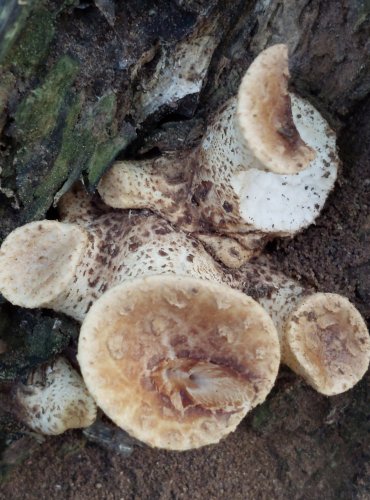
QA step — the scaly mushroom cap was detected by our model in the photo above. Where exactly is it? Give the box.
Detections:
[283,293,370,396]
[0,220,88,309]
[16,357,97,435]
[237,44,315,174]
[78,275,280,450]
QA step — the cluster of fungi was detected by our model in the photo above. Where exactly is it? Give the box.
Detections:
[0,45,369,451]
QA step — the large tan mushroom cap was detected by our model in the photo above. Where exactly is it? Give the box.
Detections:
[283,293,370,396]
[237,44,316,174]
[79,275,280,450]
[0,220,88,309]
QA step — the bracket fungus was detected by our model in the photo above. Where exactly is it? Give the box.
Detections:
[243,261,370,396]
[78,275,280,450]
[15,357,97,435]
[98,44,339,268]
[0,187,236,321]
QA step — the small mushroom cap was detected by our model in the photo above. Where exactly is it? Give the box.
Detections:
[16,357,97,435]
[78,275,280,450]
[237,44,316,174]
[0,220,88,309]
[283,293,370,396]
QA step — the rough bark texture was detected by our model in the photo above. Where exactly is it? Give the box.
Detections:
[0,0,369,497]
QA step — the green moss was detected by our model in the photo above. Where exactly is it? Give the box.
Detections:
[54,91,129,190]
[87,136,128,186]
[12,55,80,215]
[29,94,87,214]
[84,93,128,186]
[354,0,370,30]
[0,72,15,112]
[0,72,15,132]
[0,0,35,65]
[14,82,128,220]
[4,6,55,77]
[60,0,80,10]
[32,92,128,207]
[14,55,80,145]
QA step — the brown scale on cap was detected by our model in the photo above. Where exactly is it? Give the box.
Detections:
[237,44,316,174]
[78,276,280,450]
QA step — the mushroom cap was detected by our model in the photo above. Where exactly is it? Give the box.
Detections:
[78,275,280,450]
[0,220,88,309]
[16,357,97,435]
[283,293,370,396]
[237,44,315,174]
[231,93,338,234]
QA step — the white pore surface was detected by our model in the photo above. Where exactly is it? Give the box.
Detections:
[231,94,338,234]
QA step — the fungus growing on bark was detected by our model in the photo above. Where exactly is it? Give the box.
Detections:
[98,44,339,268]
[0,188,235,321]
[243,261,370,395]
[78,275,280,450]
[15,357,97,435]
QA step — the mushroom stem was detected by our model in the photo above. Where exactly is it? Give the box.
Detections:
[98,44,339,268]
[15,357,97,435]
[0,188,236,321]
[96,154,189,214]
[242,259,370,395]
